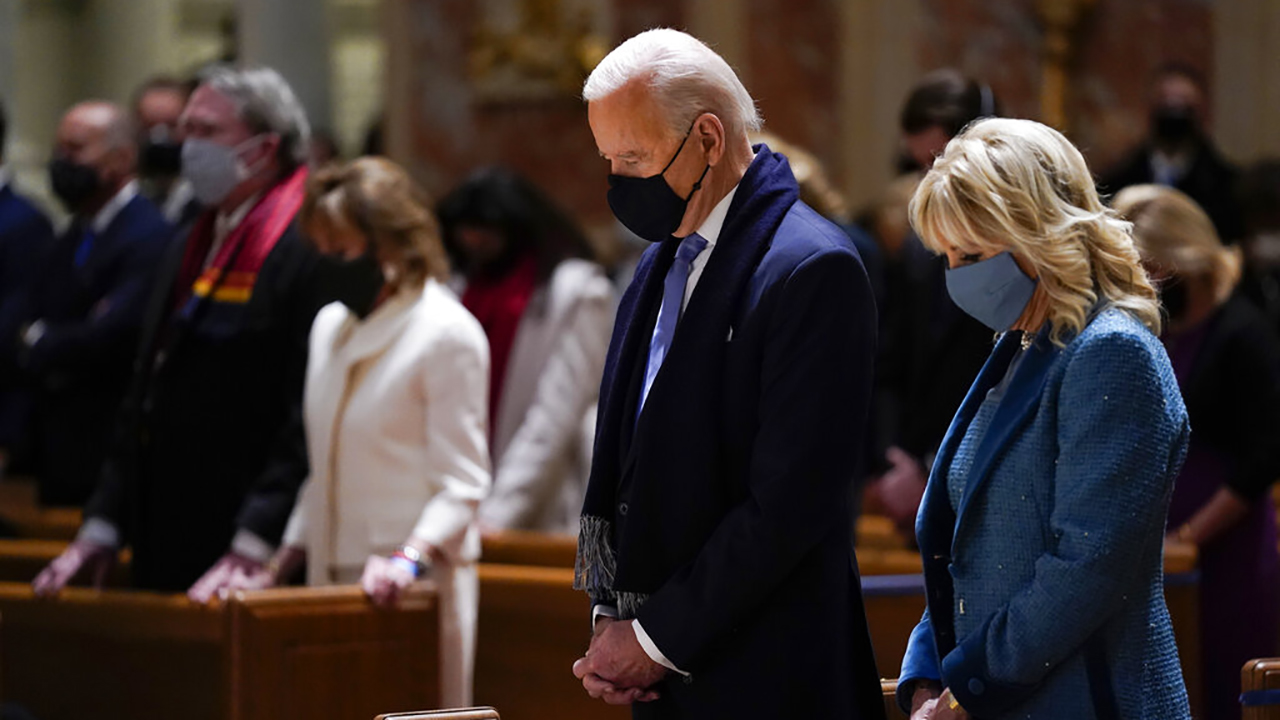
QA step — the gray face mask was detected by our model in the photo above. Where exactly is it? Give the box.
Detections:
[945,251,1038,332]
[180,135,267,206]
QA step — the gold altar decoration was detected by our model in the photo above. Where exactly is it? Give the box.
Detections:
[469,0,610,103]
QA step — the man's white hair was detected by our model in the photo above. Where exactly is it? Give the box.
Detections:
[583,28,761,138]
[199,65,311,173]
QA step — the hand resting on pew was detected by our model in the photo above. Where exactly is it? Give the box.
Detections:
[187,544,307,603]
[31,539,115,596]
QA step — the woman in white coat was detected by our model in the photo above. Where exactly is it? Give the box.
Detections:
[436,167,613,534]
[257,157,490,706]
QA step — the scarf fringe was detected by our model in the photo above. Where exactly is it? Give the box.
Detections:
[616,591,650,620]
[574,515,617,596]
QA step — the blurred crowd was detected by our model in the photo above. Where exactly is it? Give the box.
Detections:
[0,59,1275,718]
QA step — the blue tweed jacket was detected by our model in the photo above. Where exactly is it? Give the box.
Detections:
[898,307,1192,720]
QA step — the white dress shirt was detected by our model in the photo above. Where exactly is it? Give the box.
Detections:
[594,180,743,678]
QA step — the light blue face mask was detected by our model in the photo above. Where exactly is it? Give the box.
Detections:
[944,251,1037,332]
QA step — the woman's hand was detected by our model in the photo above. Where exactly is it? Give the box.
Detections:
[360,553,419,607]
[909,680,942,720]
[928,688,970,720]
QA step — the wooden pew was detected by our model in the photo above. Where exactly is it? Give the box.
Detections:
[0,582,440,720]
[1243,658,1280,720]
[481,530,577,568]
[0,476,82,540]
[0,538,130,584]
[376,709,500,720]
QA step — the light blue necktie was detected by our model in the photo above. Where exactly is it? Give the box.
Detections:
[637,233,708,421]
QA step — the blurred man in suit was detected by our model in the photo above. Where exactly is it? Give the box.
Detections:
[1099,63,1243,243]
[19,101,171,506]
[0,97,55,473]
[133,76,199,225]
[34,67,329,595]
[570,29,884,719]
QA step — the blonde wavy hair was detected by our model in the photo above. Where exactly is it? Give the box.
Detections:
[1112,184,1243,306]
[301,157,449,288]
[909,117,1162,345]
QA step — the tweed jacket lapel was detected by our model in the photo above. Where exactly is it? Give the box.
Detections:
[950,330,1062,552]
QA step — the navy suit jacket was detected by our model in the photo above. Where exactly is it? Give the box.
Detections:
[24,192,171,505]
[25,193,172,380]
[580,148,884,719]
[0,185,54,444]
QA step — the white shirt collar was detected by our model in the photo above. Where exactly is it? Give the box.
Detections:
[90,180,140,234]
[688,182,740,248]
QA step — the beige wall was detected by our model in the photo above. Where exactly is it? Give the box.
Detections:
[1214,0,1280,163]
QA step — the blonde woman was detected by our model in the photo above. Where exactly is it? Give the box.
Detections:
[219,157,491,706]
[896,119,1190,720]
[1117,184,1280,720]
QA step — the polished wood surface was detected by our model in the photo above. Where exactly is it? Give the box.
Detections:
[1242,658,1280,720]
[0,582,440,720]
[474,563,628,720]
[0,477,81,541]
[480,530,577,568]
[376,708,500,720]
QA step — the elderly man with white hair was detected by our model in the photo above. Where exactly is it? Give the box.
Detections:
[35,66,336,597]
[571,29,885,718]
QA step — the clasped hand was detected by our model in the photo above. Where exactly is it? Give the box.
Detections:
[572,617,666,705]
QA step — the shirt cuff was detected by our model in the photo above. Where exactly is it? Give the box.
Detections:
[231,529,275,563]
[22,320,46,348]
[592,604,618,628]
[632,619,689,677]
[77,517,120,548]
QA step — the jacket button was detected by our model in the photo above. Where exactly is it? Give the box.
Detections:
[618,502,629,516]
[968,678,985,695]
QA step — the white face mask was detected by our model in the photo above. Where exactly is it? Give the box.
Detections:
[181,135,269,206]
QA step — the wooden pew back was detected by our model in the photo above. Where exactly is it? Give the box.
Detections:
[0,582,440,720]
[1242,658,1280,720]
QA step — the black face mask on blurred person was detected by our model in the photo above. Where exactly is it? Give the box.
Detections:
[1151,106,1198,149]
[1161,278,1189,322]
[318,246,386,319]
[141,139,183,177]
[48,158,102,212]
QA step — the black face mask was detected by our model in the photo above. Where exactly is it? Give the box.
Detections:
[606,126,711,243]
[1151,106,1198,148]
[141,139,183,177]
[1161,277,1189,321]
[48,158,102,211]
[318,246,386,319]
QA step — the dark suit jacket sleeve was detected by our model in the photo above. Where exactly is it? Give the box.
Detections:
[0,207,54,374]
[234,232,321,544]
[633,246,876,670]
[1219,307,1280,501]
[26,219,170,376]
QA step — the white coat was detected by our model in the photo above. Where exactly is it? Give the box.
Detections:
[282,279,491,707]
[478,258,614,534]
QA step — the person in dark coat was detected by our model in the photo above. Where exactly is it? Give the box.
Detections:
[33,66,329,596]
[132,76,201,227]
[18,101,172,507]
[1099,63,1243,244]
[871,69,997,540]
[1117,184,1280,720]
[569,29,884,720]
[0,97,55,467]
